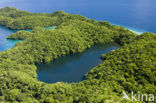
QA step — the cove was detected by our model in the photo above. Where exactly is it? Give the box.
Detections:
[37,43,120,83]
[0,26,56,51]
[0,26,20,51]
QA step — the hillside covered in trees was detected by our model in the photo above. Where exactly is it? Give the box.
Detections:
[0,7,155,103]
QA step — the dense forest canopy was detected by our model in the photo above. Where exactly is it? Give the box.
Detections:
[0,7,155,103]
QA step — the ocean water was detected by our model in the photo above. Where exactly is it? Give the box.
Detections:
[0,26,18,51]
[0,0,156,33]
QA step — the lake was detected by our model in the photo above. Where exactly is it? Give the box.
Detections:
[36,43,120,83]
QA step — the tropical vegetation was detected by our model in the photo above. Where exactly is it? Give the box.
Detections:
[0,7,155,103]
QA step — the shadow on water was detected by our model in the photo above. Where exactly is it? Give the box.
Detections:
[36,43,120,83]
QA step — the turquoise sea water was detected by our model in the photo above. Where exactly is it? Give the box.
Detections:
[25,26,57,32]
[0,26,18,51]
[44,26,57,30]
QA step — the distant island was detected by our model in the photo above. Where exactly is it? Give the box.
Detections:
[0,7,155,103]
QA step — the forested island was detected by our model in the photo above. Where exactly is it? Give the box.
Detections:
[0,7,155,103]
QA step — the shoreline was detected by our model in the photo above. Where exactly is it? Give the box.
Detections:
[121,26,146,35]
[111,23,146,35]
[101,20,151,35]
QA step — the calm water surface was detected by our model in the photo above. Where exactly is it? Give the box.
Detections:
[0,0,156,33]
[37,43,120,83]
[0,26,19,51]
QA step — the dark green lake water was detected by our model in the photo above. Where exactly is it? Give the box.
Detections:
[37,43,120,83]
